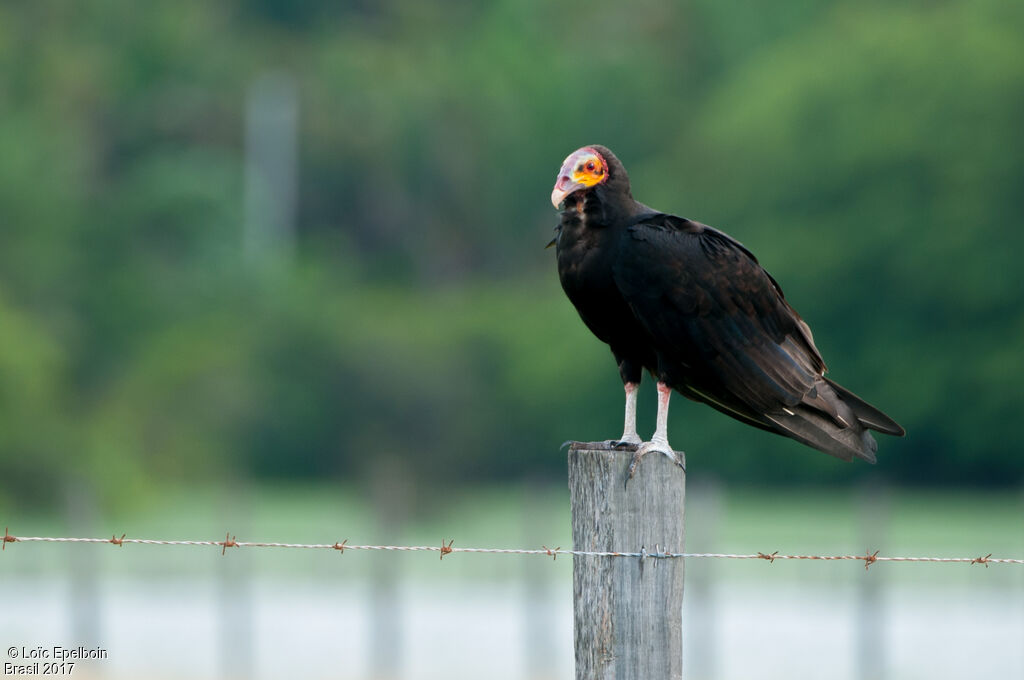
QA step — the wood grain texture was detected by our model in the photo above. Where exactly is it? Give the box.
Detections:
[568,441,686,680]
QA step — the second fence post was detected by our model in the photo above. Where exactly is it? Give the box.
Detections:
[568,442,686,680]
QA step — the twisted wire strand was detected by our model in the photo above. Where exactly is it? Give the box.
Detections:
[3,531,1021,565]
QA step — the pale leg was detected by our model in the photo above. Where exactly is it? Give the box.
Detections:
[614,382,642,447]
[628,381,686,479]
[650,381,672,450]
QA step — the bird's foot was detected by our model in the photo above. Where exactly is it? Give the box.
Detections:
[607,432,642,450]
[627,438,686,482]
[561,438,641,452]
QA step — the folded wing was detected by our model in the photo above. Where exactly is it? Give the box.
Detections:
[612,213,901,462]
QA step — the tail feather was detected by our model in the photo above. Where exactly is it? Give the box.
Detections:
[762,378,902,463]
[765,407,879,463]
[679,376,903,463]
[824,378,905,436]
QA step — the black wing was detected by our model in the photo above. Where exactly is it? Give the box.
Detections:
[611,213,845,424]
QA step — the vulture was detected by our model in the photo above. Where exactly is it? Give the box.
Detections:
[549,145,904,472]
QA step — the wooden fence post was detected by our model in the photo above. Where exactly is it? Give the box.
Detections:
[568,441,686,680]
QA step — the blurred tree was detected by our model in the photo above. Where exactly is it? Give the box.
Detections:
[0,0,1021,510]
[671,0,1024,483]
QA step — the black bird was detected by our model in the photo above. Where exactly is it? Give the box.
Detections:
[550,145,904,470]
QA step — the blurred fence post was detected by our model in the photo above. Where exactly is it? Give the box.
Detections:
[568,442,686,680]
[65,482,100,649]
[684,475,721,679]
[857,476,890,680]
[219,486,252,680]
[368,455,414,680]
[521,480,557,680]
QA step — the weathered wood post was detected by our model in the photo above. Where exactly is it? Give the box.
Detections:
[568,441,686,680]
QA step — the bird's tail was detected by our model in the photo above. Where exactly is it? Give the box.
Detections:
[824,378,905,436]
[764,379,904,463]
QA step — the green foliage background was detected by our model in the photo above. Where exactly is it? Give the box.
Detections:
[1,0,1022,510]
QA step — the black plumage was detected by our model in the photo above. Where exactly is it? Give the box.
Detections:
[550,145,903,463]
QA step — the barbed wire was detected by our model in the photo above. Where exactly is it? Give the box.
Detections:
[3,528,1021,568]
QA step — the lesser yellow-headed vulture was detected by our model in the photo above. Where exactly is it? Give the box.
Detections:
[550,145,904,472]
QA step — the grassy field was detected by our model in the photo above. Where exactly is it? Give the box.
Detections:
[3,482,1021,680]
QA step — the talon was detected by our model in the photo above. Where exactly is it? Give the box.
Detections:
[625,439,685,487]
[672,449,687,472]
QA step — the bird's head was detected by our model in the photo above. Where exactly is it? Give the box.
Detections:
[550,146,614,209]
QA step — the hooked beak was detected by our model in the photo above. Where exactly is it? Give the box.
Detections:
[551,173,585,209]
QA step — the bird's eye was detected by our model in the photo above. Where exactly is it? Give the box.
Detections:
[586,161,596,172]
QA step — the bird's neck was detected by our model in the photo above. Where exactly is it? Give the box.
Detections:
[565,186,643,230]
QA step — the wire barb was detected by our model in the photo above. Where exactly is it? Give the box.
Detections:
[542,545,560,561]
[758,551,779,564]
[332,539,348,554]
[439,538,454,560]
[2,527,15,550]
[971,553,992,567]
[110,533,126,547]
[220,532,238,556]
[863,550,880,570]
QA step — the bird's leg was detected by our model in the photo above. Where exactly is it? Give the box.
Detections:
[650,380,672,451]
[628,381,686,479]
[610,382,642,449]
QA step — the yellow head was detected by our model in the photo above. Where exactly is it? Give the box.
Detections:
[551,146,609,208]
